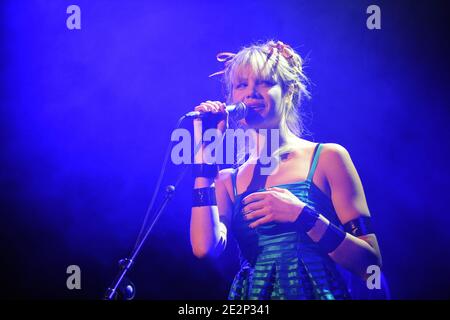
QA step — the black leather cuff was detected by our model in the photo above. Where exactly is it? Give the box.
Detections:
[192,187,217,207]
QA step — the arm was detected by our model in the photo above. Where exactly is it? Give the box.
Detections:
[240,143,382,279]
[307,143,382,279]
[190,169,233,259]
[189,101,231,259]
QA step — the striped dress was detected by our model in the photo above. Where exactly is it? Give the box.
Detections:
[228,143,351,300]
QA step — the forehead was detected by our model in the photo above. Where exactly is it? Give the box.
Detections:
[230,53,276,82]
[231,64,276,83]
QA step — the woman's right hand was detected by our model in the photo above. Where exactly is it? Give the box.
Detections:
[194,100,228,169]
[192,100,229,164]
[193,100,229,135]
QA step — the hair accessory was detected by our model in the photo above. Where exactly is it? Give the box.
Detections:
[267,40,294,60]
[208,41,296,78]
[209,52,236,77]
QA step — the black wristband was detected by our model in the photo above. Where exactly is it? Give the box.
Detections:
[317,222,346,254]
[192,187,217,207]
[343,216,373,237]
[192,163,219,178]
[294,205,320,233]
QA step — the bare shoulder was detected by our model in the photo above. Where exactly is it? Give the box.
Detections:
[319,143,371,222]
[319,143,353,173]
[319,142,358,189]
[320,142,351,158]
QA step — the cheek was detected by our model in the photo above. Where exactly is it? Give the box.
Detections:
[232,89,242,102]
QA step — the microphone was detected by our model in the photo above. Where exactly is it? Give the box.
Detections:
[183,102,247,121]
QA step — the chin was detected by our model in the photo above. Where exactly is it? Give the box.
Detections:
[242,109,265,126]
[244,111,280,129]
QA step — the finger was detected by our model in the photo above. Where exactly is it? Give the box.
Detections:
[200,102,216,112]
[208,101,228,114]
[218,102,227,113]
[242,191,272,205]
[195,103,215,113]
[218,102,230,119]
[241,200,265,214]
[194,105,208,112]
[202,101,222,113]
[207,100,223,107]
[244,208,269,221]
[267,186,287,193]
[249,215,272,228]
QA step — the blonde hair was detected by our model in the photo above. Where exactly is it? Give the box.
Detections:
[214,40,310,137]
[211,40,311,164]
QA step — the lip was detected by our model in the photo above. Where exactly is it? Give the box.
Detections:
[246,103,265,110]
[248,105,265,112]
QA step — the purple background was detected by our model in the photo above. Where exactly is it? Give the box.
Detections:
[1,0,449,299]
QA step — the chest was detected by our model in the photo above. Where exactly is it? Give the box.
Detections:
[233,152,331,199]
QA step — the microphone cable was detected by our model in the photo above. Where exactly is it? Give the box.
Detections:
[132,115,189,251]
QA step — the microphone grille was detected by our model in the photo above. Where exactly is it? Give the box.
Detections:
[231,102,247,121]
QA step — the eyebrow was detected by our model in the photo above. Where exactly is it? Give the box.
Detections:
[235,76,247,82]
[234,76,274,84]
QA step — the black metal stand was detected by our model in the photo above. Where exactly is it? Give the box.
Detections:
[104,185,176,300]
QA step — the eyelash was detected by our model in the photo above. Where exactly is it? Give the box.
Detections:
[236,81,274,88]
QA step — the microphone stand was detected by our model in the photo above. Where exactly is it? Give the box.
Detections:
[104,185,176,300]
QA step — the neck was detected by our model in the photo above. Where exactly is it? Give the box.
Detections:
[247,125,298,160]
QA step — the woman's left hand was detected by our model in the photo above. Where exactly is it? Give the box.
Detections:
[241,187,306,228]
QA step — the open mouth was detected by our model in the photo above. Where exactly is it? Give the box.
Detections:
[248,104,265,112]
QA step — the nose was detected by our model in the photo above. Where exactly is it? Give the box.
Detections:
[245,83,262,100]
